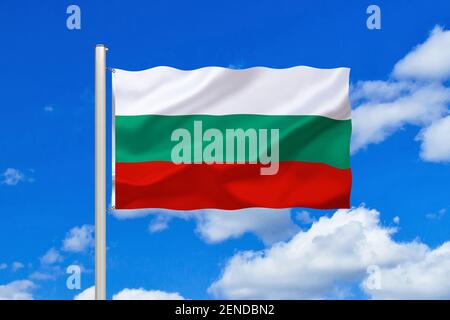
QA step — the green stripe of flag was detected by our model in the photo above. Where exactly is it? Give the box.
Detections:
[116,114,351,169]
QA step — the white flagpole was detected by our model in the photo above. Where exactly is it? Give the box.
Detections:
[95,44,107,300]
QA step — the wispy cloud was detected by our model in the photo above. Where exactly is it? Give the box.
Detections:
[11,262,24,272]
[426,208,447,220]
[39,248,63,266]
[44,105,54,112]
[115,208,299,245]
[62,225,94,253]
[1,168,25,186]
[0,280,35,300]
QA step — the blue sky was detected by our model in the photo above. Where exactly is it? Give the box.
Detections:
[1,0,450,300]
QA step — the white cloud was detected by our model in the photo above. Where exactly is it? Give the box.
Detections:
[194,208,298,245]
[393,26,450,81]
[351,83,450,153]
[40,248,63,265]
[113,208,155,220]
[74,286,185,300]
[351,26,450,155]
[11,262,24,272]
[62,225,94,253]
[1,168,25,186]
[209,206,450,299]
[351,80,414,104]
[0,280,35,300]
[115,208,298,245]
[393,216,400,224]
[364,243,450,299]
[113,288,185,300]
[74,286,95,300]
[417,115,450,162]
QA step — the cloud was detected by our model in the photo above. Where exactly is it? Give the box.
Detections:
[351,26,450,155]
[112,209,154,220]
[295,210,315,224]
[194,208,298,245]
[363,243,450,299]
[393,216,400,224]
[1,168,25,186]
[0,263,7,270]
[40,248,63,265]
[0,280,35,300]
[62,225,94,253]
[115,208,298,245]
[426,208,447,220]
[112,288,185,300]
[148,215,174,233]
[393,26,450,81]
[351,80,414,104]
[351,82,450,153]
[44,105,54,112]
[11,262,24,272]
[74,286,185,300]
[209,206,450,299]
[74,286,95,300]
[417,115,450,162]
[29,271,56,281]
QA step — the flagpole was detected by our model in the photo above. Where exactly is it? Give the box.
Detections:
[95,44,107,300]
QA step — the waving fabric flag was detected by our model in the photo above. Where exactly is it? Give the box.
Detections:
[112,66,351,210]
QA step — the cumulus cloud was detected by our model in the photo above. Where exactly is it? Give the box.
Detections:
[62,225,94,253]
[209,206,450,299]
[0,280,35,300]
[74,286,185,300]
[363,243,450,299]
[393,26,450,81]
[417,115,450,162]
[40,248,63,265]
[115,208,298,245]
[351,26,450,157]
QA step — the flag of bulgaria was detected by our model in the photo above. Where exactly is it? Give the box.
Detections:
[112,66,351,210]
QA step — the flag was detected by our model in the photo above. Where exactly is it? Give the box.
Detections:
[112,66,351,210]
